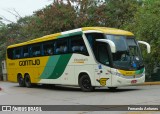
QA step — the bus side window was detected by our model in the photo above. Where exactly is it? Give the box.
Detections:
[7,48,14,59]
[43,42,54,56]
[70,36,88,55]
[55,39,68,54]
[14,48,22,59]
[85,33,105,49]
[23,46,29,58]
[31,45,42,57]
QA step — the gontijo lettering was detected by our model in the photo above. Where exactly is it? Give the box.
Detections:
[19,59,40,66]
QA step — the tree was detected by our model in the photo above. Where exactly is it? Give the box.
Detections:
[102,0,141,28]
[129,0,160,80]
[35,1,77,34]
[0,18,7,67]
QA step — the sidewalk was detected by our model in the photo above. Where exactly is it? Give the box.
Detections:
[143,81,160,85]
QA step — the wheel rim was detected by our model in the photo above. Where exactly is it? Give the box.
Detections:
[82,78,91,89]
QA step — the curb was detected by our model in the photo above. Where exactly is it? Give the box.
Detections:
[143,82,160,85]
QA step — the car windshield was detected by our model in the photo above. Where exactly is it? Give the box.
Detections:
[106,35,143,70]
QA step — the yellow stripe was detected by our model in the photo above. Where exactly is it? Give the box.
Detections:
[73,61,84,64]
[118,70,135,76]
[82,27,134,36]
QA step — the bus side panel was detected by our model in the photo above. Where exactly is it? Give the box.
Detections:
[7,59,18,82]
[67,54,95,86]
[75,65,95,86]
[38,54,73,84]
[59,65,75,85]
[94,64,112,87]
[7,67,17,82]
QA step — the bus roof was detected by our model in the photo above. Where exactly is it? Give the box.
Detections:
[82,27,134,35]
[7,27,134,48]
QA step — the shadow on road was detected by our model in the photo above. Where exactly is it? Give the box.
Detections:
[15,84,141,93]
[95,88,141,92]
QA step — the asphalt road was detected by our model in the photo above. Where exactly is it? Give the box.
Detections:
[0,81,160,114]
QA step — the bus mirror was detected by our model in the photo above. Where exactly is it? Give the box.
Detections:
[138,41,151,53]
[96,39,116,53]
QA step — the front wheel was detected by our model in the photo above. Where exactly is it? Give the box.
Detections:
[79,75,95,92]
[24,74,32,88]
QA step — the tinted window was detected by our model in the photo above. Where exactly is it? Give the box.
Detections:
[23,46,29,58]
[96,42,110,66]
[31,45,42,57]
[85,33,104,49]
[7,48,14,59]
[70,36,88,54]
[43,42,54,56]
[127,38,137,46]
[14,48,22,59]
[55,39,68,54]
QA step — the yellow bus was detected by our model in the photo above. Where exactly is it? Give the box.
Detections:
[6,27,150,91]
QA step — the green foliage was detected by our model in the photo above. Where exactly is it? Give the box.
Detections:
[127,0,160,80]
[0,20,8,61]
[103,0,141,28]
[35,1,77,34]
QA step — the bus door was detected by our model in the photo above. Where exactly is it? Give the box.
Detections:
[94,42,112,87]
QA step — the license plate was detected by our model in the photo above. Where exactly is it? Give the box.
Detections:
[131,80,137,84]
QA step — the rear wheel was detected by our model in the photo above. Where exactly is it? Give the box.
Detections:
[17,74,25,87]
[79,75,94,92]
[24,74,32,88]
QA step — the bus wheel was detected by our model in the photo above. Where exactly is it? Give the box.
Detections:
[17,74,25,87]
[79,75,94,92]
[24,74,32,88]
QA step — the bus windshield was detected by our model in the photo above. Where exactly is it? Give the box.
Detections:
[106,35,143,70]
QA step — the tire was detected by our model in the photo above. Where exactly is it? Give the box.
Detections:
[79,75,95,92]
[24,74,32,88]
[17,74,25,87]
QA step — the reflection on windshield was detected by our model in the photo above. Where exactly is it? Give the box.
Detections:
[106,35,143,70]
[107,35,128,51]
